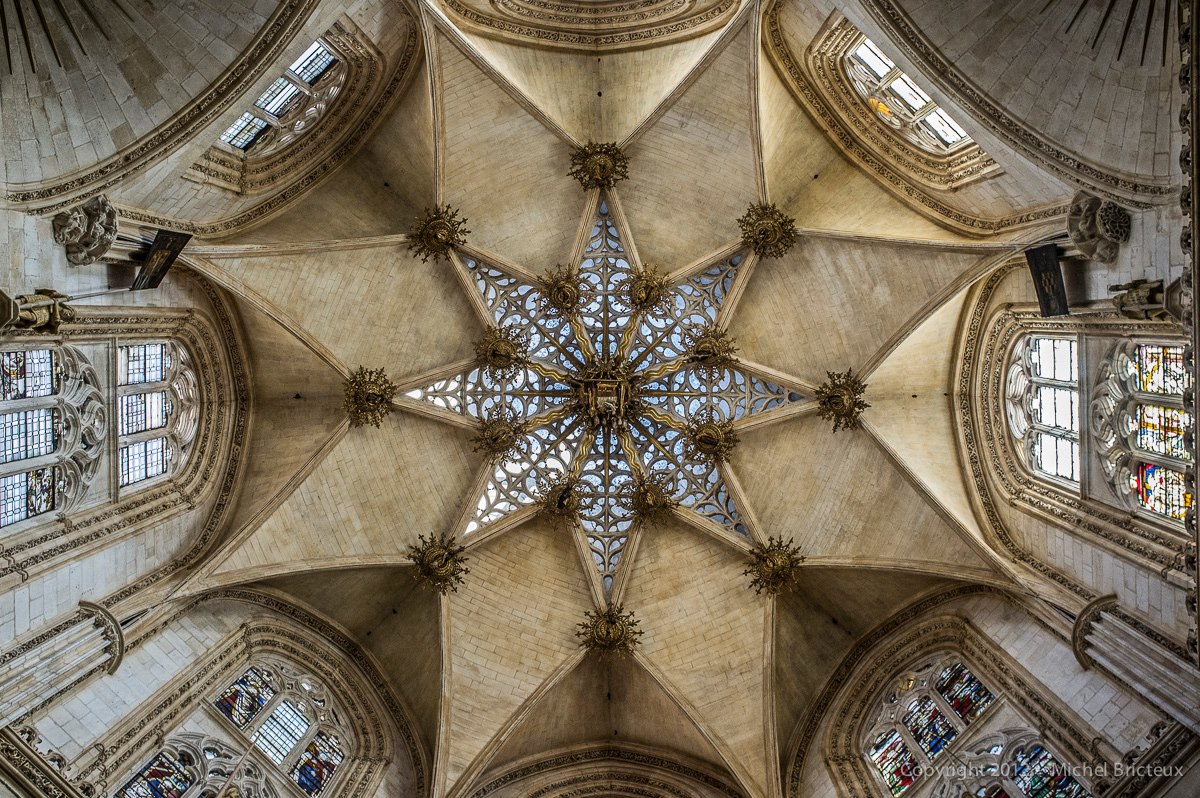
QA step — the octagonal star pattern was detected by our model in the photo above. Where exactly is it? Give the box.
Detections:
[402,190,808,598]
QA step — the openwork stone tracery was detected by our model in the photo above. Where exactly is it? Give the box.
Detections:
[403,192,808,596]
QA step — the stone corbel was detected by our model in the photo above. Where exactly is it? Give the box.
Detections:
[51,195,118,266]
[1067,190,1132,264]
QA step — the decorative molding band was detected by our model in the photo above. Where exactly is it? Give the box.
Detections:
[1071,593,1119,669]
[762,1,1068,236]
[3,0,323,213]
[857,0,1173,207]
[440,0,737,51]
[0,727,82,798]
[116,19,420,238]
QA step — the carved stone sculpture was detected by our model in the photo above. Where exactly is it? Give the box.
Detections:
[474,325,529,379]
[408,205,469,263]
[52,195,118,266]
[684,409,738,463]
[623,473,678,525]
[1067,191,1132,264]
[472,409,528,464]
[1108,278,1180,321]
[11,289,76,333]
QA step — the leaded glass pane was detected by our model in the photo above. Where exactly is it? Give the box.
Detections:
[889,74,931,111]
[252,700,310,764]
[119,392,170,436]
[1032,385,1078,431]
[290,732,344,796]
[119,344,169,386]
[1,408,56,463]
[901,696,957,758]
[868,729,918,796]
[1,350,55,399]
[1134,463,1192,520]
[853,39,894,77]
[1135,404,1192,460]
[254,77,302,116]
[977,787,1011,798]
[119,438,170,486]
[290,42,336,84]
[924,108,966,145]
[934,662,994,723]
[117,752,194,798]
[1011,745,1091,798]
[1030,338,1077,382]
[1136,344,1188,394]
[1031,432,1079,481]
[0,468,55,527]
[220,112,268,149]
[214,666,275,729]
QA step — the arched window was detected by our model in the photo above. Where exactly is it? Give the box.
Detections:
[1092,340,1193,521]
[0,345,105,529]
[1009,743,1090,798]
[209,664,351,798]
[117,341,198,489]
[844,34,971,154]
[936,734,1093,798]
[864,657,997,796]
[116,735,282,798]
[218,40,344,155]
[1006,335,1081,483]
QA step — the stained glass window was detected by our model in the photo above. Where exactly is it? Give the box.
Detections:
[220,113,268,150]
[1135,344,1188,395]
[934,662,995,723]
[1133,463,1191,520]
[215,666,275,729]
[1,408,57,463]
[1,350,55,399]
[116,752,194,798]
[868,729,918,796]
[976,787,1011,798]
[290,732,344,796]
[1011,745,1091,798]
[290,42,336,84]
[846,35,970,151]
[1135,404,1191,461]
[901,696,957,758]
[0,467,56,527]
[252,700,311,765]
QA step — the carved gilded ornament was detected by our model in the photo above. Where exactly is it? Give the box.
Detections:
[539,263,586,316]
[736,202,798,258]
[52,195,118,266]
[343,366,398,428]
[408,533,470,593]
[535,473,582,524]
[684,409,738,463]
[576,603,643,654]
[568,142,630,189]
[744,536,806,595]
[472,408,529,464]
[474,325,530,379]
[815,369,869,432]
[683,324,738,377]
[408,205,470,263]
[617,264,673,316]
[621,472,679,525]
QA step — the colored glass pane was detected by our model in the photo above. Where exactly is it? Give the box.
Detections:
[901,696,957,758]
[290,732,345,796]
[868,729,918,796]
[214,666,275,729]
[0,467,56,528]
[117,752,193,798]
[1011,745,1091,798]
[1135,344,1188,395]
[934,662,995,723]
[1135,404,1191,461]
[253,700,310,764]
[976,787,1011,798]
[1133,463,1192,520]
[1,350,55,400]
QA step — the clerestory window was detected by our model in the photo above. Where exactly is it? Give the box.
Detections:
[117,342,198,488]
[219,41,340,153]
[1006,336,1081,483]
[845,35,971,154]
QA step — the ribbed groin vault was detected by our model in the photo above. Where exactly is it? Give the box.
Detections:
[1,1,1199,798]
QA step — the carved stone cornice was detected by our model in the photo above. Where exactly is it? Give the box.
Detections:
[440,0,737,51]
[763,1,1069,236]
[1072,593,1119,669]
[3,0,323,213]
[0,727,83,798]
[79,600,125,675]
[856,0,1173,208]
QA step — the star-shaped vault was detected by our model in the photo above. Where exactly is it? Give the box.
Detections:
[400,190,807,601]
